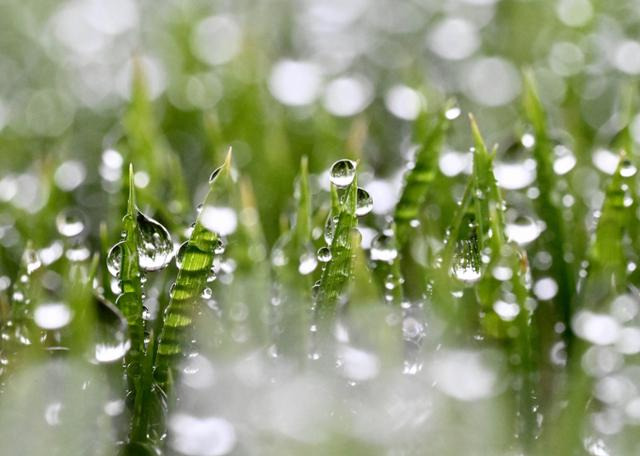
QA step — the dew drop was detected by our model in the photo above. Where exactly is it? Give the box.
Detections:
[176,241,188,269]
[620,159,637,177]
[209,166,222,183]
[355,187,373,216]
[298,248,318,275]
[324,216,338,244]
[106,241,125,277]
[329,159,357,187]
[136,211,174,271]
[55,209,86,238]
[505,215,543,245]
[370,233,398,262]
[445,106,461,120]
[317,246,332,262]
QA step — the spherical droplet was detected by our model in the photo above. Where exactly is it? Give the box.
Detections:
[329,159,357,187]
[317,246,332,262]
[136,210,174,271]
[106,241,125,277]
[55,209,86,238]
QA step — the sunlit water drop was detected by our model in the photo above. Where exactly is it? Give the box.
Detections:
[106,241,125,277]
[505,215,543,245]
[298,248,318,275]
[317,246,332,262]
[370,234,398,262]
[136,211,174,271]
[355,187,373,216]
[55,209,86,238]
[168,413,236,456]
[329,159,357,187]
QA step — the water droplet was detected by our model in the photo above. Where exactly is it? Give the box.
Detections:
[445,106,461,120]
[23,248,42,274]
[355,187,373,216]
[168,414,236,456]
[298,248,318,275]
[370,234,398,262]
[505,216,543,245]
[201,287,212,299]
[137,211,174,271]
[106,241,125,277]
[34,302,72,330]
[620,159,637,177]
[214,239,225,255]
[324,216,338,244]
[176,241,188,269]
[553,145,576,175]
[329,159,357,187]
[317,246,332,262]
[55,209,86,238]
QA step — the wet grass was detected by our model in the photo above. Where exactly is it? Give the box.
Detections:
[0,67,639,456]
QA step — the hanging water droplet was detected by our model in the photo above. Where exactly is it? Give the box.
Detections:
[329,159,357,187]
[55,209,86,238]
[552,145,576,175]
[620,159,637,177]
[298,248,318,275]
[176,241,188,269]
[94,297,131,364]
[213,239,225,255]
[451,239,481,285]
[505,215,543,245]
[106,241,125,277]
[355,187,373,216]
[201,287,212,299]
[445,106,461,120]
[370,234,398,262]
[317,246,332,262]
[23,248,42,275]
[324,216,338,244]
[136,211,173,271]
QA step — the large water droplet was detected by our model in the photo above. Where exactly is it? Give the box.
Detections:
[136,211,173,271]
[451,240,481,284]
[200,206,238,236]
[370,234,398,262]
[355,187,373,216]
[298,248,318,275]
[56,209,86,238]
[106,241,125,277]
[317,246,332,262]
[505,215,543,245]
[329,159,357,187]
[94,296,130,364]
[620,158,637,177]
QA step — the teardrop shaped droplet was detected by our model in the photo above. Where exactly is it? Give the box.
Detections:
[94,296,130,364]
[56,209,86,238]
[175,241,188,269]
[106,241,125,277]
[324,216,338,244]
[136,211,173,271]
[620,158,637,178]
[370,234,398,262]
[355,187,373,216]
[450,239,481,285]
[209,166,222,183]
[299,248,318,275]
[329,159,357,187]
[317,246,332,263]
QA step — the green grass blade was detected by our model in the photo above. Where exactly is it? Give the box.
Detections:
[153,152,230,394]
[315,175,358,335]
[523,72,575,340]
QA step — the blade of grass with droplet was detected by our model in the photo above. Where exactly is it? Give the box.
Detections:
[116,165,147,443]
[523,72,575,340]
[469,117,540,447]
[315,176,358,334]
[153,152,230,395]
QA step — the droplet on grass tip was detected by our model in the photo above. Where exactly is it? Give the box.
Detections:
[329,159,357,187]
[355,187,373,216]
